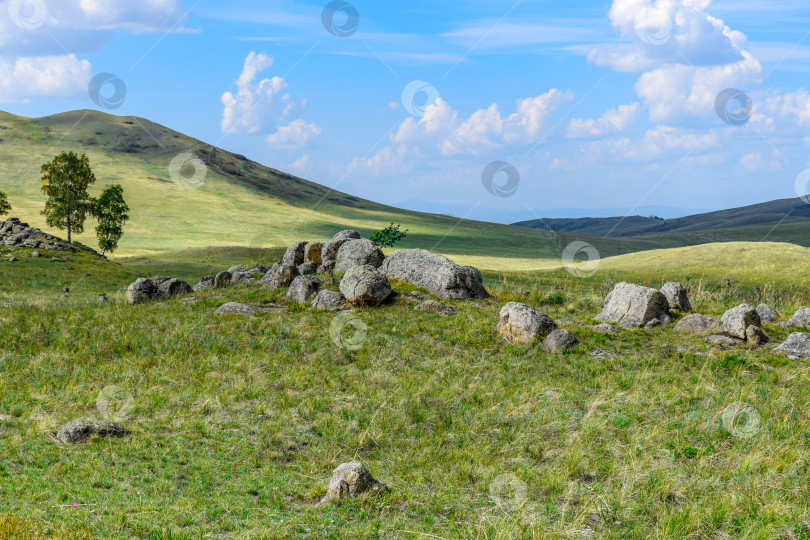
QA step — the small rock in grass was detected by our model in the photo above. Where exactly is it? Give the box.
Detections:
[311,290,346,311]
[543,329,579,352]
[317,461,388,507]
[706,334,744,347]
[593,323,621,335]
[214,302,285,316]
[57,419,131,444]
[674,314,719,335]
[775,333,810,359]
[415,300,457,316]
[497,302,557,344]
[756,304,779,323]
[788,308,810,328]
[720,304,760,340]
[745,325,769,347]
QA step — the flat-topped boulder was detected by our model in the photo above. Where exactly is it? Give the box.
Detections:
[596,282,671,328]
[380,249,489,300]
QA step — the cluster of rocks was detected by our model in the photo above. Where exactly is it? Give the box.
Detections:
[0,218,98,255]
[126,276,193,304]
[497,302,579,352]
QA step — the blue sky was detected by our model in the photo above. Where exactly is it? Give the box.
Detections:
[2,0,810,219]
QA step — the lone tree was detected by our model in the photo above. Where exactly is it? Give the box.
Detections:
[0,191,10,217]
[92,185,129,256]
[370,223,408,248]
[41,152,96,243]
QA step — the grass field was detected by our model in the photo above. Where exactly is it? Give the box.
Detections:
[2,240,810,538]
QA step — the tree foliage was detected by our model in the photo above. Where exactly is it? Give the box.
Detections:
[92,185,129,255]
[0,191,10,217]
[40,152,96,242]
[370,223,409,248]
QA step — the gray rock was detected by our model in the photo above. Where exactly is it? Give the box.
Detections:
[410,291,430,300]
[320,239,351,264]
[227,265,247,274]
[193,276,214,291]
[284,276,323,303]
[311,290,346,311]
[788,309,810,328]
[593,323,621,335]
[720,304,761,339]
[317,260,336,274]
[214,302,286,316]
[415,300,457,316]
[775,333,810,359]
[596,282,671,328]
[147,277,172,288]
[745,325,768,346]
[260,263,300,289]
[214,271,232,289]
[6,255,16,262]
[297,261,319,276]
[156,278,193,299]
[543,329,579,352]
[305,242,323,265]
[497,302,557,344]
[706,334,745,347]
[380,249,489,300]
[660,282,691,312]
[644,318,663,329]
[30,251,40,258]
[332,230,361,242]
[247,263,271,274]
[339,265,393,306]
[335,239,385,272]
[97,293,108,303]
[126,278,156,305]
[282,242,308,266]
[57,419,131,444]
[674,314,720,334]
[317,461,388,507]
[756,304,779,323]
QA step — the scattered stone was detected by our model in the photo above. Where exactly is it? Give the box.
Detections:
[179,297,200,304]
[706,335,744,347]
[335,239,385,272]
[775,333,810,359]
[644,318,663,329]
[214,271,232,289]
[30,251,40,258]
[285,276,323,303]
[0,217,96,255]
[470,302,485,308]
[193,276,214,291]
[593,323,621,335]
[282,242,308,266]
[97,293,108,303]
[297,261,319,276]
[543,329,579,352]
[596,282,671,328]
[126,278,156,305]
[410,291,429,300]
[332,230,361,242]
[380,249,489,300]
[756,304,779,323]
[317,461,388,507]
[674,314,720,335]
[156,278,193,299]
[311,290,346,311]
[260,263,300,289]
[339,265,393,306]
[56,419,131,444]
[6,255,16,262]
[720,304,761,339]
[63,287,69,293]
[497,302,557,345]
[415,300,457,316]
[214,302,286,316]
[745,325,769,347]
[305,242,323,265]
[788,309,810,328]
[660,282,691,312]
[227,265,247,274]
[231,271,258,285]
[50,257,61,263]
[589,349,619,360]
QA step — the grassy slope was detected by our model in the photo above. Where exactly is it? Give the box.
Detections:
[3,241,810,538]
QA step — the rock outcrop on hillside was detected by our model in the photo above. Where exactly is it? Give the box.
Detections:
[0,218,98,255]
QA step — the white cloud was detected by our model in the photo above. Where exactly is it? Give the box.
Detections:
[288,154,314,173]
[740,151,784,171]
[220,52,308,135]
[567,103,640,138]
[0,54,92,103]
[579,125,719,162]
[266,119,321,148]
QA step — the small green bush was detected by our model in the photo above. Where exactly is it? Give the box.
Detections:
[370,223,408,248]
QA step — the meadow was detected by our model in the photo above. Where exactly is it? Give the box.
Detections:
[2,240,810,539]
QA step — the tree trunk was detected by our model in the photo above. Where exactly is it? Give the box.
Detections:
[67,219,72,243]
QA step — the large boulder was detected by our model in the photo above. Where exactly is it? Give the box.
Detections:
[311,290,346,311]
[720,304,761,340]
[332,230,361,242]
[339,265,392,306]
[285,276,323,303]
[674,314,720,335]
[126,278,156,305]
[380,249,489,300]
[305,242,323,265]
[543,329,579,352]
[756,304,779,323]
[775,333,810,359]
[57,419,131,444]
[595,282,671,328]
[260,263,300,289]
[321,238,352,264]
[788,309,810,328]
[317,461,388,507]
[281,242,308,266]
[214,271,232,288]
[335,239,385,272]
[156,278,193,299]
[497,302,557,344]
[660,282,691,312]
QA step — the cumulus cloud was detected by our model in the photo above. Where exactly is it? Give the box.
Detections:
[0,54,92,103]
[579,125,719,162]
[220,52,320,148]
[567,103,640,138]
